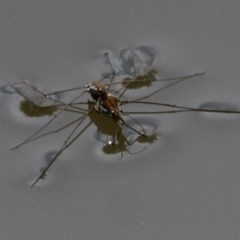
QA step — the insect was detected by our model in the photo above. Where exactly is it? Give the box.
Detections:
[10,47,240,187]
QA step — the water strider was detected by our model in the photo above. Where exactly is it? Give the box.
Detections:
[9,48,240,187]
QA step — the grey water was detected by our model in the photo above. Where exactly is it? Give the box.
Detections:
[0,1,240,240]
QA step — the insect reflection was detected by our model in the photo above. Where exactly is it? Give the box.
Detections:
[87,101,157,155]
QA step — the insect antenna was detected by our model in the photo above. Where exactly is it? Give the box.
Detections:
[43,72,114,96]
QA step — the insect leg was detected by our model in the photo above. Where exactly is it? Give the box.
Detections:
[30,120,92,188]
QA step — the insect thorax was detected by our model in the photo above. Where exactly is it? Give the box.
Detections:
[86,81,122,120]
[97,96,122,120]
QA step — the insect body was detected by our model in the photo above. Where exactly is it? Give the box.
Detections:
[8,47,240,187]
[87,81,122,119]
[10,70,240,188]
[86,81,146,144]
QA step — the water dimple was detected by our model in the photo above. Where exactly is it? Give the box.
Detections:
[6,80,61,125]
[104,46,157,78]
[199,101,240,120]
[28,150,59,187]
[119,46,156,76]
[11,80,60,108]
[0,84,16,94]
[44,150,59,164]
[199,101,238,111]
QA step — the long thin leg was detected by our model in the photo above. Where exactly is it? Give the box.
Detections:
[134,72,205,102]
[14,114,88,148]
[121,112,146,133]
[119,116,146,136]
[108,72,204,105]
[30,105,96,187]
[31,120,93,188]
[123,101,240,114]
[12,86,88,150]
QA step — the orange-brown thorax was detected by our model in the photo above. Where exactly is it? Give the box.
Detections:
[86,81,122,119]
[101,94,121,119]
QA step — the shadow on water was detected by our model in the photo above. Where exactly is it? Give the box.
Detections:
[198,101,240,120]
[199,101,239,112]
[122,69,157,89]
[20,99,57,117]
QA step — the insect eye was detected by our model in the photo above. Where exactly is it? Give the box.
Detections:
[90,85,98,91]
[85,84,91,91]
